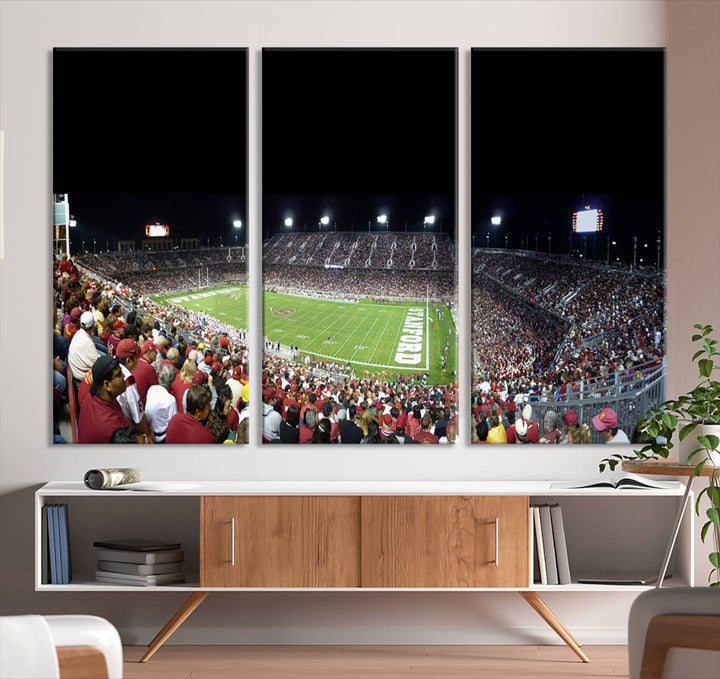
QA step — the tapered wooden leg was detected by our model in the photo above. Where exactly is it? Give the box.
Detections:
[140,591,210,662]
[518,591,590,663]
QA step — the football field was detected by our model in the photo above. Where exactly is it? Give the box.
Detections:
[264,291,456,384]
[150,286,457,384]
[153,286,249,331]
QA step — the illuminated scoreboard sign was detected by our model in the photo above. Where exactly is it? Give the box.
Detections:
[146,222,170,238]
[572,208,603,233]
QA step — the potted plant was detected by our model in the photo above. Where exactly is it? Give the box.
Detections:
[599,324,720,586]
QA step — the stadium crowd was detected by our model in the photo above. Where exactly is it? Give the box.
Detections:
[471,250,666,439]
[53,250,249,444]
[77,248,247,296]
[264,267,454,299]
[264,232,454,270]
[261,354,458,444]
[470,400,630,445]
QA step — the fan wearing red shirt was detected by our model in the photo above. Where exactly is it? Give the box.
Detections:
[166,384,214,444]
[133,339,160,403]
[78,355,131,443]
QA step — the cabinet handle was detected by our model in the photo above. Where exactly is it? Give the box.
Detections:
[494,517,499,567]
[231,517,235,567]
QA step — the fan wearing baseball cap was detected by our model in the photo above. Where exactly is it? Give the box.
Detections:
[592,407,630,444]
[115,339,154,442]
[77,356,131,443]
[67,309,101,381]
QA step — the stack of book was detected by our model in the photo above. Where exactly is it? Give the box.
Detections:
[43,503,72,584]
[531,503,571,586]
[93,538,185,586]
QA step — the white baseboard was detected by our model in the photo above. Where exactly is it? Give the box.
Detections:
[118,624,629,646]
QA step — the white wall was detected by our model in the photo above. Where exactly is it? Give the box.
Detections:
[1,0,718,645]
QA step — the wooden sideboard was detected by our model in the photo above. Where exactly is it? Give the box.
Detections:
[35,481,692,664]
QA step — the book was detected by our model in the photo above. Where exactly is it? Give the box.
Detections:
[94,570,185,586]
[550,504,571,585]
[49,505,61,585]
[529,506,538,585]
[41,504,49,585]
[577,573,667,586]
[97,560,185,576]
[550,475,678,490]
[93,538,182,552]
[58,504,72,584]
[532,506,547,585]
[538,504,559,585]
[93,547,185,564]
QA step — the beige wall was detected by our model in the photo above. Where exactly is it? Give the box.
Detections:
[0,0,718,645]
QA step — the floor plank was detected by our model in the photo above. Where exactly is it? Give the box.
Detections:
[122,645,629,678]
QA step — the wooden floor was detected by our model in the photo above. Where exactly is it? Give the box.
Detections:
[123,645,630,678]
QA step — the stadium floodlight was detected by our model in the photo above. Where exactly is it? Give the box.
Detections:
[233,220,242,228]
[491,216,502,225]
[68,219,77,227]
[320,216,330,226]
[377,214,388,225]
[284,217,293,228]
[424,215,435,225]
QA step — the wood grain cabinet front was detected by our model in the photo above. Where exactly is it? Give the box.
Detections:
[200,496,361,587]
[361,496,529,588]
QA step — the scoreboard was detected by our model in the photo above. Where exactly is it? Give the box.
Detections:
[572,208,603,233]
[146,222,170,238]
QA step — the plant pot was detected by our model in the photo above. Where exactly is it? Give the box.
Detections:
[678,423,720,467]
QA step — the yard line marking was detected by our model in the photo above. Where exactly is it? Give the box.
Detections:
[293,350,428,373]
[369,305,396,361]
[349,312,385,361]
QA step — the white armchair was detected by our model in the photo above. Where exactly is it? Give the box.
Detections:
[0,615,122,679]
[628,587,720,679]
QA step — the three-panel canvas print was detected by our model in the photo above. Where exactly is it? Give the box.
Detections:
[52,47,665,447]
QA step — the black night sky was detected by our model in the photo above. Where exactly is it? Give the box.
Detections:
[54,48,248,253]
[54,48,664,265]
[472,49,665,266]
[262,49,457,240]
[65,193,246,251]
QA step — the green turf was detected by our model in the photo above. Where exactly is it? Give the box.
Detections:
[152,286,249,331]
[149,286,457,384]
[263,291,457,385]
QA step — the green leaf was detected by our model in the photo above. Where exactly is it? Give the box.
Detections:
[679,422,699,441]
[707,486,720,506]
[699,358,713,377]
[692,334,703,342]
[701,521,711,542]
[708,508,720,528]
[695,459,707,475]
[710,552,720,568]
[705,435,720,451]
[663,413,678,430]
[692,350,705,361]
[687,448,703,464]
